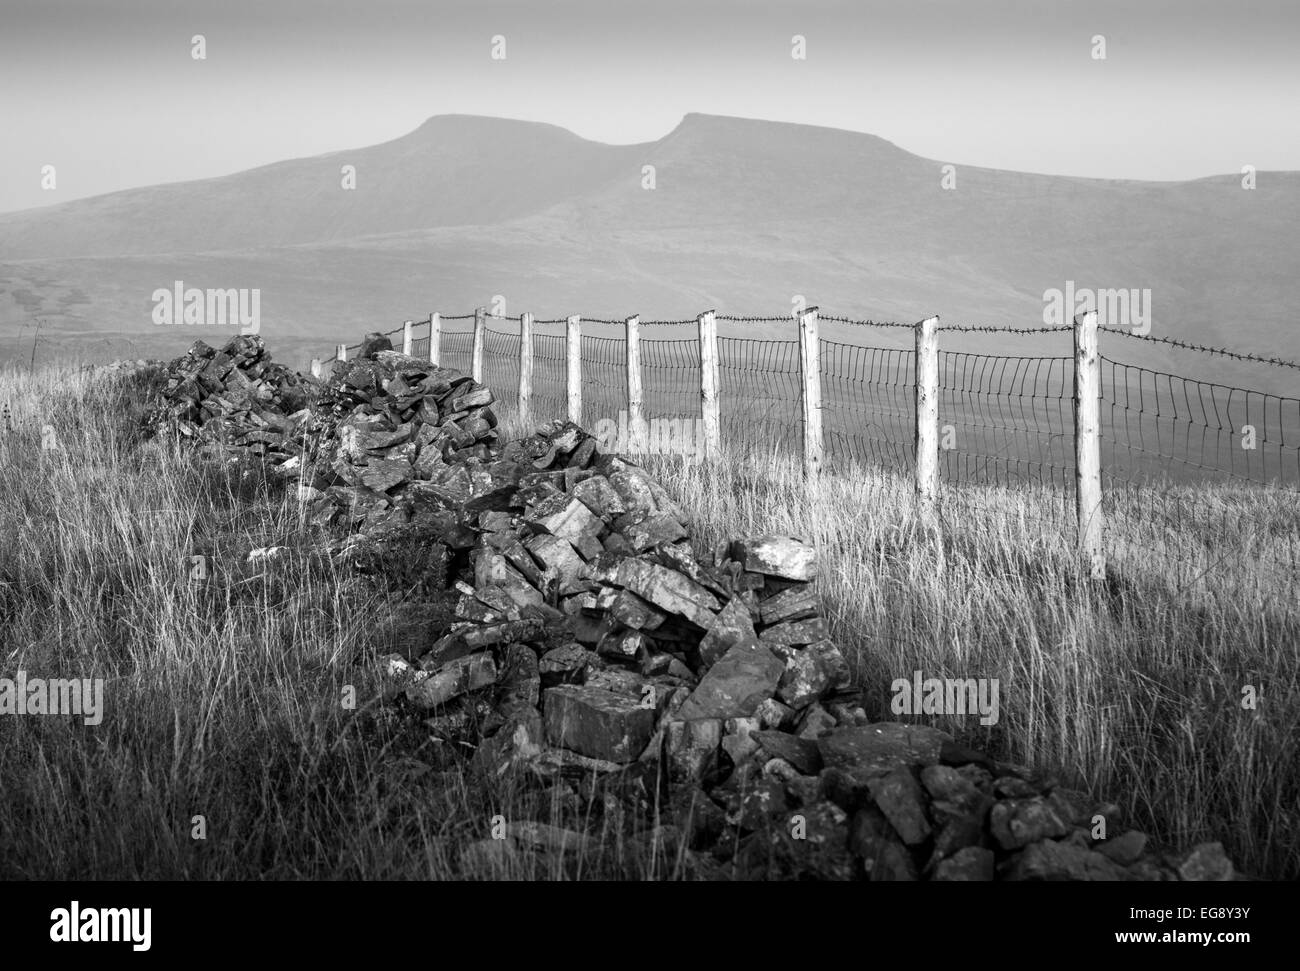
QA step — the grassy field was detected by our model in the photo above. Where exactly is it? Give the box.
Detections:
[0,363,1296,879]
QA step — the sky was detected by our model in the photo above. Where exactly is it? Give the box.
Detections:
[2,0,1298,213]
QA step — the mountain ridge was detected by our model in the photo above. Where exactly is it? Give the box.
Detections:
[1,112,1297,376]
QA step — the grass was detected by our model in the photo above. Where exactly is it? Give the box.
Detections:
[0,362,1296,879]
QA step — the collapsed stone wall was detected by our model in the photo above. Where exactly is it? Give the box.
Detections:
[148,333,1239,882]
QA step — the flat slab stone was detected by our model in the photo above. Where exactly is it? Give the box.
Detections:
[531,496,604,547]
[544,684,657,764]
[614,557,720,628]
[730,535,817,581]
[676,643,785,720]
[817,722,952,775]
[405,653,498,709]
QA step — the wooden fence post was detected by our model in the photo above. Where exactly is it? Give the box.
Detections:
[625,315,647,453]
[402,319,413,356]
[566,315,582,424]
[914,315,940,511]
[310,358,322,379]
[1074,309,1105,579]
[336,343,347,362]
[798,307,823,476]
[697,310,721,459]
[472,307,486,383]
[429,313,440,365]
[519,312,534,427]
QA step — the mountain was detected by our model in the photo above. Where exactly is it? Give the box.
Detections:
[1,112,1297,385]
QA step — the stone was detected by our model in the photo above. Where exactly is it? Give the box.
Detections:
[754,697,797,731]
[584,667,648,697]
[933,846,995,881]
[817,722,951,774]
[867,768,932,846]
[1096,830,1148,866]
[531,496,604,547]
[697,597,760,669]
[524,534,588,595]
[538,644,593,685]
[544,684,656,763]
[1005,839,1128,881]
[673,787,728,849]
[849,807,918,881]
[606,589,668,631]
[729,535,817,581]
[737,800,855,881]
[613,557,721,628]
[494,643,541,714]
[989,797,1072,850]
[461,618,544,650]
[513,821,593,857]
[596,628,649,661]
[754,730,823,776]
[675,643,785,720]
[776,639,850,709]
[357,458,411,492]
[795,703,837,739]
[760,617,830,649]
[1177,842,1234,881]
[617,512,688,553]
[735,778,792,831]
[470,708,544,779]
[664,718,723,783]
[758,585,819,626]
[405,653,498,709]
[570,474,626,521]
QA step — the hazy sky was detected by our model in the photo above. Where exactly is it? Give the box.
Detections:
[2,0,1298,213]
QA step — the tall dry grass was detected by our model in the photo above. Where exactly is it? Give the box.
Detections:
[637,445,1299,879]
[0,365,1295,878]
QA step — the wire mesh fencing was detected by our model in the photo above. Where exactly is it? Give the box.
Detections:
[320,309,1300,582]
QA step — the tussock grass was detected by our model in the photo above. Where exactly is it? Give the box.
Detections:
[638,447,1299,879]
[0,365,1296,879]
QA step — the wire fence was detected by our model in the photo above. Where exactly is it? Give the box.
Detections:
[322,310,1300,582]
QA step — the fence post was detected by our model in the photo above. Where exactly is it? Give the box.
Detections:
[519,312,534,427]
[429,313,440,365]
[1074,309,1105,579]
[471,307,486,383]
[336,343,347,362]
[914,315,940,511]
[402,319,413,356]
[310,358,322,379]
[625,315,647,453]
[698,310,721,459]
[566,315,582,424]
[798,307,823,476]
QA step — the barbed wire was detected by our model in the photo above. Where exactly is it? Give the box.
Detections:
[818,314,914,329]
[1099,327,1300,371]
[938,324,1073,334]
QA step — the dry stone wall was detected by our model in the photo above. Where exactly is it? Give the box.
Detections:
[146,333,1239,882]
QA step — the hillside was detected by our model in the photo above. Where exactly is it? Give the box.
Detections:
[1,113,1297,377]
